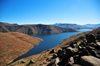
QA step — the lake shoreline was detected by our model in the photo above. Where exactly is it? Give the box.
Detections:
[10,29,94,66]
[11,29,92,64]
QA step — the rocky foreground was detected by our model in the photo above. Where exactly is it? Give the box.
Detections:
[10,28,100,66]
[47,33,100,66]
[47,28,100,66]
[0,32,43,66]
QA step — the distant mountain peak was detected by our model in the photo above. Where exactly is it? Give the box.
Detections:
[53,23,100,29]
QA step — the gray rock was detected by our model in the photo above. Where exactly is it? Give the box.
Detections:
[50,49,55,54]
[90,50,100,58]
[97,34,100,41]
[96,42,100,46]
[72,44,77,48]
[96,42,100,49]
[46,56,53,61]
[74,55,80,64]
[80,48,89,56]
[55,57,60,66]
[66,47,78,58]
[57,50,65,57]
[30,60,35,63]
[78,46,82,51]
[73,64,82,66]
[81,56,100,66]
[47,59,56,66]
[43,61,47,64]
[67,57,74,66]
[40,64,46,66]
[86,46,95,52]
[83,39,87,43]
[61,46,68,49]
[88,43,97,48]
[86,33,96,43]
[21,60,26,63]
[53,54,57,59]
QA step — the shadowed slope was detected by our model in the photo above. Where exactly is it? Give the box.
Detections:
[0,22,78,34]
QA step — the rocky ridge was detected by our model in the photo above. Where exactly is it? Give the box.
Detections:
[0,32,43,66]
[47,32,100,66]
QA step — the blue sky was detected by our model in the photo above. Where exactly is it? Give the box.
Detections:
[0,0,100,25]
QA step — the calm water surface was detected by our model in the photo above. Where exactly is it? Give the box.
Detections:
[13,29,92,62]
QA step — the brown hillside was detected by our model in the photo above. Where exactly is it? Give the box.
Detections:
[0,22,78,34]
[0,32,43,66]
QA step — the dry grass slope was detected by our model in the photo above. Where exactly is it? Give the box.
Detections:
[0,32,43,66]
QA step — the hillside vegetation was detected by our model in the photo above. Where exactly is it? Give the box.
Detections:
[0,32,43,66]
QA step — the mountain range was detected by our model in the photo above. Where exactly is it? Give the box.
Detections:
[83,24,100,28]
[52,23,100,29]
[0,22,78,34]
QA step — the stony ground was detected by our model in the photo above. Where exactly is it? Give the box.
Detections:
[9,28,100,66]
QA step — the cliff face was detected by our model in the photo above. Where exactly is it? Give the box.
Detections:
[0,32,43,66]
[0,22,78,34]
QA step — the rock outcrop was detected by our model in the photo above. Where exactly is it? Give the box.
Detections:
[47,28,100,66]
[0,22,78,34]
[81,56,100,66]
[0,32,43,66]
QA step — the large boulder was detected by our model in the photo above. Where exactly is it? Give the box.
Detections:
[96,42,100,46]
[57,50,65,58]
[78,46,82,51]
[73,64,82,66]
[46,56,53,61]
[47,57,60,66]
[86,33,96,43]
[96,32,100,41]
[88,43,98,49]
[70,41,77,48]
[86,46,95,52]
[65,47,78,58]
[73,55,80,64]
[55,57,60,66]
[81,56,100,66]
[67,57,74,66]
[80,48,89,56]
[52,54,57,59]
[96,42,100,49]
[71,44,77,48]
[50,49,55,54]
[47,59,56,66]
[90,50,100,58]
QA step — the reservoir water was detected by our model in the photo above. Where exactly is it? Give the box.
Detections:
[13,29,92,62]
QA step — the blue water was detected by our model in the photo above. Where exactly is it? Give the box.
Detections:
[12,29,92,62]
